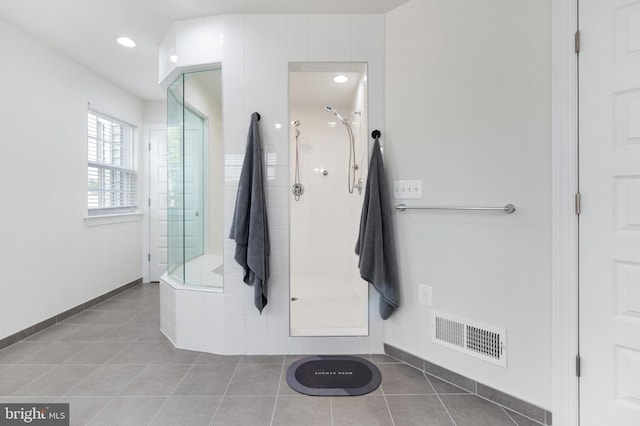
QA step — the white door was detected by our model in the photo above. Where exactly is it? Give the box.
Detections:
[149,126,168,282]
[579,0,640,424]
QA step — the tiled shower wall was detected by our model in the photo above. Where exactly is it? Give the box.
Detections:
[159,14,386,355]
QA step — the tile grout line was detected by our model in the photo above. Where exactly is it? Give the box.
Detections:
[8,335,140,422]
[424,372,458,426]
[0,341,53,365]
[208,355,243,426]
[64,395,115,426]
[269,357,287,426]
[501,406,522,426]
[146,352,203,425]
[60,323,157,424]
[394,350,546,424]
[329,396,334,426]
[378,383,397,426]
[6,364,57,398]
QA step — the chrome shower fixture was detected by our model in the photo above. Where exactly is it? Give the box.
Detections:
[323,106,362,194]
[324,106,361,124]
[291,120,300,137]
[324,105,345,123]
[292,119,304,200]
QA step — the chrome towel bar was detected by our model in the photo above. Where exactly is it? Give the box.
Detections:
[395,203,516,214]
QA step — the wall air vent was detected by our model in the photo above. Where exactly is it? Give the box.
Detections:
[431,311,507,367]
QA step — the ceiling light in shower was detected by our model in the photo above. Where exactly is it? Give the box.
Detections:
[333,75,348,83]
[115,36,136,48]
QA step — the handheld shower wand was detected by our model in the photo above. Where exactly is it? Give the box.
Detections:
[291,120,304,200]
[324,105,346,123]
[323,106,362,194]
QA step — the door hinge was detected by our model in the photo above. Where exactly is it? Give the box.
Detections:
[148,142,152,151]
[575,192,581,215]
[576,355,581,377]
[148,197,151,207]
[147,253,151,262]
[575,30,581,53]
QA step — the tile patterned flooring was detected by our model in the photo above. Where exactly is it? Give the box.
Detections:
[0,283,543,425]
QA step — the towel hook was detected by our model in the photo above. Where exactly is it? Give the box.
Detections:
[371,130,381,139]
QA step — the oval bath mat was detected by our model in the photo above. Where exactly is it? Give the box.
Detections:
[286,355,381,396]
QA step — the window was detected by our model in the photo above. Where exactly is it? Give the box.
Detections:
[87,110,137,215]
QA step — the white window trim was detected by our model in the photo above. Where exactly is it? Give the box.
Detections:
[87,108,139,215]
[84,211,144,227]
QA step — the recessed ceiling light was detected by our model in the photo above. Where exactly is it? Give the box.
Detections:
[115,36,136,48]
[333,75,348,83]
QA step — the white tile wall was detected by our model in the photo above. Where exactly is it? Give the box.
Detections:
[158,13,385,356]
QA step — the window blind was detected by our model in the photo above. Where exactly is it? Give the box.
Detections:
[87,110,137,214]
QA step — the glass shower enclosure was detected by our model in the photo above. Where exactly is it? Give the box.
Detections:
[166,69,223,289]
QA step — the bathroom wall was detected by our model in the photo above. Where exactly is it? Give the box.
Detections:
[0,17,144,339]
[384,0,551,409]
[159,14,386,355]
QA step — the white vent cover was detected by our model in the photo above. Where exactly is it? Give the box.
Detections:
[431,311,507,367]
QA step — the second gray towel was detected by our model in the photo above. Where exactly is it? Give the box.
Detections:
[355,137,399,319]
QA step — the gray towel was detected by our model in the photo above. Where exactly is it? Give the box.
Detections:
[355,138,399,319]
[229,112,270,313]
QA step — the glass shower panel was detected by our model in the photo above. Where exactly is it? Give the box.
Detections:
[165,68,223,289]
[183,106,205,262]
[167,76,185,284]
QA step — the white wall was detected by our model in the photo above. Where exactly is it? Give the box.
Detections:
[159,14,386,355]
[384,0,551,409]
[0,17,144,339]
[143,100,166,123]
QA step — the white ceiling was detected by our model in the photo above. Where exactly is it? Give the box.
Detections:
[289,62,365,109]
[0,0,408,102]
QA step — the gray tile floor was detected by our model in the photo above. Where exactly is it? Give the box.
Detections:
[0,283,542,426]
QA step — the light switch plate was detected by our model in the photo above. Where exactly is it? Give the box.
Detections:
[394,180,422,200]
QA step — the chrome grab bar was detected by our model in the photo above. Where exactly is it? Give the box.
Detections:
[395,203,516,214]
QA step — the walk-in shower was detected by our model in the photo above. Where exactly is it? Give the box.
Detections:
[165,69,223,289]
[288,62,369,337]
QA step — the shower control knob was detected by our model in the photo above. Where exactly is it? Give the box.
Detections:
[292,184,304,198]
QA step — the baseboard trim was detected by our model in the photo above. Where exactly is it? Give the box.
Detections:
[384,343,552,426]
[0,278,143,351]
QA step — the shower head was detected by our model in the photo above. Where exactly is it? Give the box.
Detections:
[324,105,346,123]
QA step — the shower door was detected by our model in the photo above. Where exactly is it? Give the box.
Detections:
[166,74,208,284]
[182,107,205,262]
[288,62,370,337]
[167,77,185,281]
